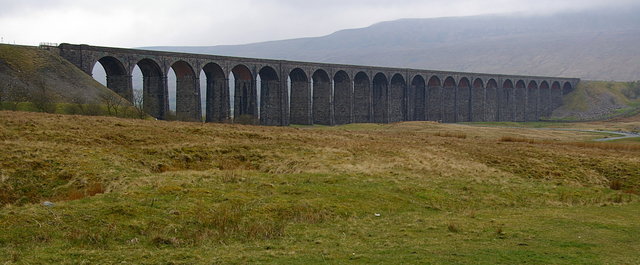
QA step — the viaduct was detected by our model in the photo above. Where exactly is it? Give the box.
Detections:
[56,43,580,126]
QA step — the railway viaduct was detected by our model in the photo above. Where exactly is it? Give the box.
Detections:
[56,43,580,126]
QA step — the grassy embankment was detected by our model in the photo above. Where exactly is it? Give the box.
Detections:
[1,111,639,264]
[550,80,640,121]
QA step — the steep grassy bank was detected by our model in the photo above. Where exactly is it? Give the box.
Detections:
[0,44,119,104]
[551,81,640,121]
[1,111,639,264]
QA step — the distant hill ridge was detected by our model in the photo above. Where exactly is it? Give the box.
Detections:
[145,6,640,81]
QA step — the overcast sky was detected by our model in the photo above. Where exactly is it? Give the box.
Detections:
[0,0,636,47]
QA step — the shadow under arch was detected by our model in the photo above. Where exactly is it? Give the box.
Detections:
[411,75,426,121]
[136,58,166,120]
[353,72,371,123]
[442,76,456,123]
[333,70,352,125]
[390,74,406,122]
[427,76,442,121]
[170,60,200,121]
[92,56,132,101]
[232,64,256,122]
[472,78,485,122]
[372,73,389,123]
[312,69,332,125]
[259,66,281,126]
[202,62,228,122]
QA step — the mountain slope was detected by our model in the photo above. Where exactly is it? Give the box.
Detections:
[146,6,640,81]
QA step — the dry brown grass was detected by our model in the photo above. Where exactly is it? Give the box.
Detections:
[2,111,639,207]
[499,136,537,144]
[1,111,640,264]
[559,141,640,152]
[434,131,468,139]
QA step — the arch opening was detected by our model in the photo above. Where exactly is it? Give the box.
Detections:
[471,78,485,122]
[443,77,457,123]
[390,74,406,122]
[289,68,311,125]
[202,63,228,123]
[551,81,562,112]
[539,81,551,117]
[526,81,538,121]
[136,58,166,120]
[170,60,200,122]
[514,80,526,122]
[485,79,498,121]
[411,75,426,121]
[259,66,281,126]
[563,82,573,95]
[427,76,442,121]
[333,71,352,125]
[92,56,132,101]
[232,64,257,123]
[457,77,471,122]
[312,69,332,125]
[353,72,371,123]
[500,80,514,121]
[372,73,389,123]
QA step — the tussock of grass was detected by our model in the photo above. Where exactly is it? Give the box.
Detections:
[499,136,536,143]
[498,136,640,152]
[560,141,640,152]
[433,131,467,139]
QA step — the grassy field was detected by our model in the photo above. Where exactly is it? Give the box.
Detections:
[1,111,639,264]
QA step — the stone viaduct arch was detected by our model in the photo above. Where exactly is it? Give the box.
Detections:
[485,79,498,122]
[427,76,442,122]
[170,60,200,122]
[372,73,389,123]
[312,69,332,125]
[471,78,485,122]
[390,74,407,123]
[411,75,426,121]
[289,68,311,125]
[202,62,228,123]
[526,80,539,121]
[500,79,514,122]
[514,80,527,122]
[539,81,550,117]
[59,44,579,126]
[442,77,457,123]
[333,71,352,125]
[353,72,371,123]
[457,77,471,122]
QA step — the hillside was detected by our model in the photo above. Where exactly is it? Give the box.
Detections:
[1,111,639,263]
[146,6,640,81]
[0,44,118,105]
[551,81,640,121]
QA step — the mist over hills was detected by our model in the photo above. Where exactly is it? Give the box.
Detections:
[145,6,640,81]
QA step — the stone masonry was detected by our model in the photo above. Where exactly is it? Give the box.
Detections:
[56,43,580,126]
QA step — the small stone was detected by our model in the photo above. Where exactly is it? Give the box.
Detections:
[42,201,54,207]
[374,213,381,217]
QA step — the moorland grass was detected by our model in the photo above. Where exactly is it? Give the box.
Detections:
[0,111,639,264]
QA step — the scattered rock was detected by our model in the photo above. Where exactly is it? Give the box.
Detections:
[42,201,54,207]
